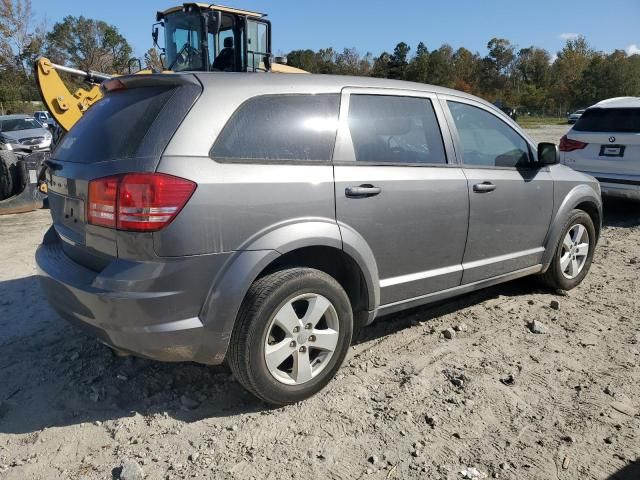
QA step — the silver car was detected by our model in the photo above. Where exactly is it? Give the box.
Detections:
[0,114,53,154]
[36,73,602,405]
[567,109,585,124]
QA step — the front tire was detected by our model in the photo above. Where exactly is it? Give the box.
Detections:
[228,268,353,406]
[541,209,596,290]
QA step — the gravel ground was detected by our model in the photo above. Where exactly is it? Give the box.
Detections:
[0,127,638,480]
[523,124,571,145]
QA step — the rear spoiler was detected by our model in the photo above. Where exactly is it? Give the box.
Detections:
[102,73,202,93]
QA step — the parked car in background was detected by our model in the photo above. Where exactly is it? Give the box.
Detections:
[560,97,640,200]
[0,114,53,155]
[33,110,56,128]
[567,109,586,124]
[37,74,602,405]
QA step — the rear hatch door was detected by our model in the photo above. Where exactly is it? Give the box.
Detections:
[46,74,202,271]
[565,107,640,177]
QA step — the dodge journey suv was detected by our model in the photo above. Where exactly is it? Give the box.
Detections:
[37,73,602,405]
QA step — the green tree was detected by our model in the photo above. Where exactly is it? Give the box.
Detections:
[426,44,454,87]
[371,51,392,78]
[46,15,132,74]
[0,0,45,103]
[335,47,370,76]
[144,47,164,71]
[576,50,640,106]
[550,36,595,111]
[452,47,481,92]
[406,42,429,83]
[388,41,410,79]
[515,47,551,88]
[287,49,318,72]
[487,38,515,75]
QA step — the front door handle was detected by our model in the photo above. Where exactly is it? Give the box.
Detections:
[473,182,496,193]
[345,184,382,198]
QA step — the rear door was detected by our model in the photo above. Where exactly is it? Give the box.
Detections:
[563,107,640,177]
[442,97,554,284]
[333,88,469,306]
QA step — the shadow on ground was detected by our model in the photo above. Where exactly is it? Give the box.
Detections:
[0,273,537,435]
[606,460,640,480]
[0,197,637,434]
[603,197,640,227]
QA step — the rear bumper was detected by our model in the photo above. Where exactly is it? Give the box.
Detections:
[36,227,233,364]
[596,177,640,201]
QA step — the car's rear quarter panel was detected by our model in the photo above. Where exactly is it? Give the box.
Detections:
[153,76,342,257]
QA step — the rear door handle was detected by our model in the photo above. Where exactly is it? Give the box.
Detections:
[473,182,496,193]
[345,184,382,198]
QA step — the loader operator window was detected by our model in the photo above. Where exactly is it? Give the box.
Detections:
[164,11,204,71]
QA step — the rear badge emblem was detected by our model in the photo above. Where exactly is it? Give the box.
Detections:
[609,136,616,143]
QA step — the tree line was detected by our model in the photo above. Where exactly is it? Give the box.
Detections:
[0,0,135,112]
[2,0,639,116]
[287,38,640,115]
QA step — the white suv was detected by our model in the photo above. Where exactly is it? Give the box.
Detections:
[560,97,640,200]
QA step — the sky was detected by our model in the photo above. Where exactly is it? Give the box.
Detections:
[30,0,640,60]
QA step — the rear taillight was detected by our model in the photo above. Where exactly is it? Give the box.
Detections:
[559,134,588,152]
[102,78,127,92]
[88,173,196,232]
[88,176,119,228]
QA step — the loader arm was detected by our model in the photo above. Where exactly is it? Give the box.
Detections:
[35,58,109,132]
[35,55,306,133]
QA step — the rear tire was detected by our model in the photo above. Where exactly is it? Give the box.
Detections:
[0,151,17,201]
[540,209,596,290]
[228,268,353,406]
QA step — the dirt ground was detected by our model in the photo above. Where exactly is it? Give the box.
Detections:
[1,125,639,480]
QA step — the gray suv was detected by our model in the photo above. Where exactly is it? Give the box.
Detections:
[36,73,602,405]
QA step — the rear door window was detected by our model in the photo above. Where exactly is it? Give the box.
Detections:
[54,87,176,163]
[574,108,640,133]
[211,94,340,162]
[347,95,447,164]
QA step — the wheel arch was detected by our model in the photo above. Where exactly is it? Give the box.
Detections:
[541,184,602,271]
[198,220,379,363]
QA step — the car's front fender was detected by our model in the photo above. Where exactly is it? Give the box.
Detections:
[541,182,602,270]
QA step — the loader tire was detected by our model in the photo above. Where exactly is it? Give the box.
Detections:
[0,151,17,201]
[14,159,28,195]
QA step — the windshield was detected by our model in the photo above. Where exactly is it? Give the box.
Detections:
[0,118,43,132]
[164,11,205,72]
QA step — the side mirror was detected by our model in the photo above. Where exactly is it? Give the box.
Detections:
[152,24,160,48]
[537,142,559,165]
[207,11,221,35]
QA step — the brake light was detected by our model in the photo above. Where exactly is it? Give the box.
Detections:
[559,135,588,152]
[88,176,119,228]
[102,78,127,92]
[88,173,196,232]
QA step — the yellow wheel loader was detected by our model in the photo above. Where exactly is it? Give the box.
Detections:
[0,3,306,215]
[36,3,306,134]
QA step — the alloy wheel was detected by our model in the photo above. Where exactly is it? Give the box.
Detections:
[560,223,590,279]
[264,293,339,385]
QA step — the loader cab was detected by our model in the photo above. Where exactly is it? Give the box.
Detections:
[156,3,272,73]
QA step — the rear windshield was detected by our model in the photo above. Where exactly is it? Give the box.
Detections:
[54,87,176,163]
[573,108,640,133]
